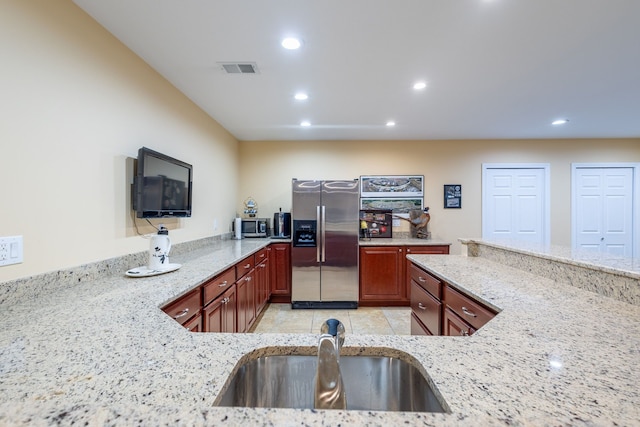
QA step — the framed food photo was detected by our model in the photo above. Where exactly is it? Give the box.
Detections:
[444,184,462,209]
[360,175,424,198]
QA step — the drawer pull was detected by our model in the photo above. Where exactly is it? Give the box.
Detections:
[417,303,427,310]
[218,280,228,287]
[259,253,265,258]
[244,263,251,269]
[461,306,477,318]
[418,276,426,283]
[174,308,189,319]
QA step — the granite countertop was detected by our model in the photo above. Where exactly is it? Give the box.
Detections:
[462,238,640,279]
[358,237,451,246]
[1,240,639,425]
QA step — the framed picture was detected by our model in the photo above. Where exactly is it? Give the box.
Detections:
[444,184,462,209]
[360,175,424,198]
[360,197,423,217]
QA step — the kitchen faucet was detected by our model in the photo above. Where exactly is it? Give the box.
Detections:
[314,318,346,410]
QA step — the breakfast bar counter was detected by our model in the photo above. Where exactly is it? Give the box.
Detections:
[0,238,638,426]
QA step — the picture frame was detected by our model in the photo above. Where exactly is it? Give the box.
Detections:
[360,197,423,217]
[444,184,462,209]
[360,175,424,198]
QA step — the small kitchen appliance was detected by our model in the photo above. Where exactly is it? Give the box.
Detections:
[272,209,292,238]
[234,218,270,238]
[149,226,172,270]
[126,225,181,277]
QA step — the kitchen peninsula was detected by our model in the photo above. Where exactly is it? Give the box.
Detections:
[0,238,638,425]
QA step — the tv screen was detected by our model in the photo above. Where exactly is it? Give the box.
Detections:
[133,147,193,218]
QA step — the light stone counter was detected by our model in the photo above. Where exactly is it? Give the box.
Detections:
[0,239,639,426]
[358,237,451,247]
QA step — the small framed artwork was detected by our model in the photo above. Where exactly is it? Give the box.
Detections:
[444,185,462,209]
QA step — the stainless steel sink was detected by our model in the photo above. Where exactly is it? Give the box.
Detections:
[214,354,447,412]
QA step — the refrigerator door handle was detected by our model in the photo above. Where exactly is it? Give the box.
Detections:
[316,205,321,263]
[321,205,326,263]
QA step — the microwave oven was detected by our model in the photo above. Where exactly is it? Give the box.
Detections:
[236,218,270,237]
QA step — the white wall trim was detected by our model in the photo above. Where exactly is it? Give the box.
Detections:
[481,163,551,246]
[571,162,640,257]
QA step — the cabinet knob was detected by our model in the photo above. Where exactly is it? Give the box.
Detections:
[407,249,411,253]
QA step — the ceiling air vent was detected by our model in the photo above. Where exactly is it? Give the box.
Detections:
[219,62,259,74]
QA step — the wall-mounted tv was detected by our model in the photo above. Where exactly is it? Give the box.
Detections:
[133,147,193,218]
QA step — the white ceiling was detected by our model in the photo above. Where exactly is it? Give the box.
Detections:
[72,0,640,141]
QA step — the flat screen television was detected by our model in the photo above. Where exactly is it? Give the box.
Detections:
[133,147,193,218]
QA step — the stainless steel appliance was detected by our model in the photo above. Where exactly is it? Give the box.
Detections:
[272,210,291,239]
[234,218,269,238]
[291,179,359,309]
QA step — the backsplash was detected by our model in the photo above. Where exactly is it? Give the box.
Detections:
[0,234,230,307]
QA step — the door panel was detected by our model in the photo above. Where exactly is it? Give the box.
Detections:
[483,165,549,245]
[574,167,634,257]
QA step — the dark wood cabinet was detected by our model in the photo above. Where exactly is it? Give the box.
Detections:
[161,288,201,329]
[360,244,449,306]
[359,246,405,303]
[162,244,276,334]
[442,285,496,336]
[236,269,256,333]
[255,248,270,315]
[203,284,236,333]
[269,243,291,302]
[409,260,497,336]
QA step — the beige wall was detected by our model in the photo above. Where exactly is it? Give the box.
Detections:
[0,0,239,282]
[238,139,640,253]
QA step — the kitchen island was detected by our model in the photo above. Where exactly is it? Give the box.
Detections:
[0,238,638,425]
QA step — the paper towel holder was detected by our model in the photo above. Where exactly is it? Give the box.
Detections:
[232,217,243,240]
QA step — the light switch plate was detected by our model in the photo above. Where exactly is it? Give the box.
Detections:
[0,236,23,266]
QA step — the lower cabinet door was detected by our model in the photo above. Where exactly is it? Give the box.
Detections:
[203,297,224,333]
[443,307,476,336]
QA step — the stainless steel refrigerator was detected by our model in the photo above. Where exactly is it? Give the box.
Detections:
[291,179,359,309]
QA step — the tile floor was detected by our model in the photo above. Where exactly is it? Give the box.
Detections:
[251,303,411,335]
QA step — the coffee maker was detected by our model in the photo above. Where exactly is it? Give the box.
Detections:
[273,209,291,239]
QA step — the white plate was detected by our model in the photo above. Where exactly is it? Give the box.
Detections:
[126,263,182,277]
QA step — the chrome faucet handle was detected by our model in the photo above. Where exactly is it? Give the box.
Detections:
[320,318,345,350]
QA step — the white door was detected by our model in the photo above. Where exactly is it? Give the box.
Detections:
[572,165,637,257]
[482,164,550,245]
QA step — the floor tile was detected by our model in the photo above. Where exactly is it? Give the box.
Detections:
[253,304,410,336]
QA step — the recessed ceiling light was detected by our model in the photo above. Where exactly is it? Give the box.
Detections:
[294,92,308,101]
[386,121,396,127]
[552,119,569,125]
[282,37,302,50]
[413,81,427,90]
[300,120,311,127]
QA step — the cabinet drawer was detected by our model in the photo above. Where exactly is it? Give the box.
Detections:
[236,255,255,279]
[162,288,201,325]
[410,281,442,335]
[406,245,450,255]
[410,313,433,336]
[255,247,269,262]
[409,263,442,299]
[203,267,237,306]
[443,286,495,331]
